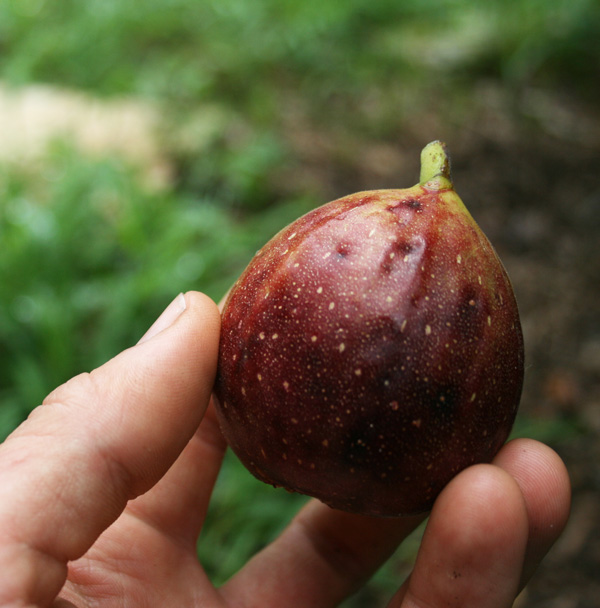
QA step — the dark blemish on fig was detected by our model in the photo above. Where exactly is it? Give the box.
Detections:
[404,199,421,210]
[399,241,416,254]
[381,259,393,273]
[402,236,425,258]
[336,242,351,258]
[381,238,423,272]
[458,285,480,315]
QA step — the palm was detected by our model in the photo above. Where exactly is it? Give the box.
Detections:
[60,406,230,606]
[63,512,224,606]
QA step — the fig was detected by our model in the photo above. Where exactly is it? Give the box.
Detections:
[213,141,524,516]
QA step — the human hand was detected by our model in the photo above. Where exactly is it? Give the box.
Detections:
[0,291,570,607]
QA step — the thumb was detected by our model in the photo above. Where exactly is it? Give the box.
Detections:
[0,291,220,606]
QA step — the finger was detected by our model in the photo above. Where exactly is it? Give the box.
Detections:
[125,397,228,548]
[221,499,425,607]
[0,291,220,606]
[389,464,529,608]
[492,438,571,587]
[120,277,232,544]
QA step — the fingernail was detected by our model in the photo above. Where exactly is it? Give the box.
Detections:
[138,293,187,344]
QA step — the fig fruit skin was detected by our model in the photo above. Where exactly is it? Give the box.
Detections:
[213,142,524,517]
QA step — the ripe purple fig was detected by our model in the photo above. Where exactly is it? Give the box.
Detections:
[213,141,524,516]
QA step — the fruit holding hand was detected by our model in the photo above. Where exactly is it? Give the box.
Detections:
[0,225,569,606]
[214,141,524,516]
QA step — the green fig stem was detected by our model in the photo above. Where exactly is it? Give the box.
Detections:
[419,140,453,191]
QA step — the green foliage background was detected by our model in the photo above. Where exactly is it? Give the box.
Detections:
[0,0,597,604]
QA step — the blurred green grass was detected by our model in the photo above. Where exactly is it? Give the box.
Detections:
[0,0,597,604]
[2,0,598,100]
[0,143,244,423]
